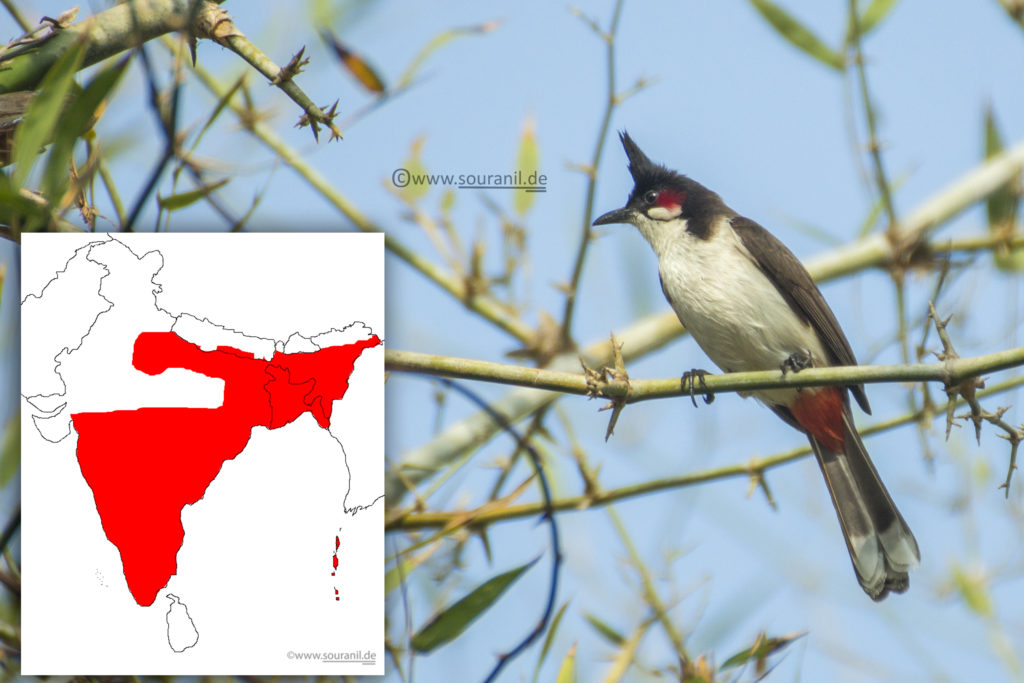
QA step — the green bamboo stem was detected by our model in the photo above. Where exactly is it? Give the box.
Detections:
[385,346,1024,401]
[0,0,201,94]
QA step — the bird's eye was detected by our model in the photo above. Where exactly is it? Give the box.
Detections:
[643,190,658,205]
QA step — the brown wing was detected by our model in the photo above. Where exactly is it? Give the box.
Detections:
[731,216,871,414]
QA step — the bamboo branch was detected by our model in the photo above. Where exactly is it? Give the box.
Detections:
[386,346,1024,400]
[937,232,1024,254]
[0,1,341,140]
[386,374,1024,531]
[0,0,204,94]
[386,312,684,500]
[188,3,341,140]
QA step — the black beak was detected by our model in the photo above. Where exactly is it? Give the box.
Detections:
[593,206,633,226]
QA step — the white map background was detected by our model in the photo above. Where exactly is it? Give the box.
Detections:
[20,233,384,675]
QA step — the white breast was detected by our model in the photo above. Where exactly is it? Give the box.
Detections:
[636,214,826,406]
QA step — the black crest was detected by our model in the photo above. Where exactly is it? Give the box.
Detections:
[620,131,684,194]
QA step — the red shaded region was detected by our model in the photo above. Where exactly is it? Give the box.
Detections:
[71,330,381,606]
[790,386,845,454]
[266,336,380,428]
[264,365,315,428]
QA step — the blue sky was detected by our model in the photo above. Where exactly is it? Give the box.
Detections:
[4,0,1024,680]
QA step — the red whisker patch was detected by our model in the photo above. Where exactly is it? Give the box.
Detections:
[657,189,686,210]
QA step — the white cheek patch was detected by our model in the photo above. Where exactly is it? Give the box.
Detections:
[647,204,682,221]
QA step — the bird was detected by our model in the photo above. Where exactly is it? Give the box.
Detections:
[593,131,919,600]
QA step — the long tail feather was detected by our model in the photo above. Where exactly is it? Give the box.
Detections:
[809,407,919,600]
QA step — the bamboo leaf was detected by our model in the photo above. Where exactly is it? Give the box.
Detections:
[12,38,87,190]
[320,30,386,94]
[585,613,625,646]
[996,0,1024,31]
[601,619,652,683]
[532,600,570,683]
[952,565,994,618]
[0,175,48,230]
[397,136,429,204]
[0,416,19,489]
[399,20,501,89]
[514,117,540,216]
[983,106,1024,271]
[984,106,1020,228]
[859,0,900,35]
[191,74,246,153]
[722,630,806,673]
[384,541,443,596]
[310,0,377,37]
[383,557,412,596]
[157,178,230,211]
[42,55,130,206]
[410,558,536,653]
[555,643,577,683]
[440,188,455,214]
[748,0,844,71]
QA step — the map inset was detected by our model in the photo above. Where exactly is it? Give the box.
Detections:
[20,233,384,675]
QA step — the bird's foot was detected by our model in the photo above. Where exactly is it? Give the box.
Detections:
[781,350,814,392]
[781,349,814,375]
[681,368,714,407]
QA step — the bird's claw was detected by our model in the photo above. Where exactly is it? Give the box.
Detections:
[681,368,714,407]
[781,349,814,375]
[781,350,815,391]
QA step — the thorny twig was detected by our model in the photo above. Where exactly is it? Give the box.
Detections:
[581,333,630,440]
[913,254,955,464]
[930,302,1021,496]
[0,6,78,61]
[190,1,341,140]
[746,461,778,510]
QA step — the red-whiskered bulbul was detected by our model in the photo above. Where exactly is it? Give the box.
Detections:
[594,131,920,600]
